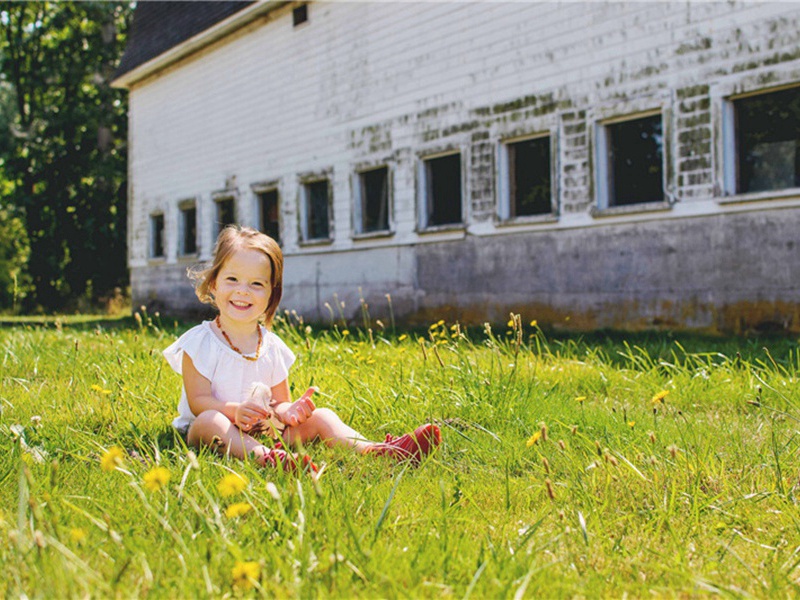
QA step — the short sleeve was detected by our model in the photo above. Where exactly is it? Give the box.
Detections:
[162,325,218,381]
[264,332,296,385]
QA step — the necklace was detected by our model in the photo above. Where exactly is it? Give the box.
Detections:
[215,315,262,361]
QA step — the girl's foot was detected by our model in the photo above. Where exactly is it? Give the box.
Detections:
[259,444,318,473]
[368,423,441,464]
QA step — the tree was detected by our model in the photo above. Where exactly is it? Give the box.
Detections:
[0,2,132,312]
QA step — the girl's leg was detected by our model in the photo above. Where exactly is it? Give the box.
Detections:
[283,407,374,452]
[187,410,272,464]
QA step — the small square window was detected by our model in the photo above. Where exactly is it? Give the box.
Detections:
[179,204,197,255]
[422,153,462,228]
[215,197,235,235]
[600,114,663,207]
[506,136,552,217]
[257,189,281,244]
[356,167,390,234]
[293,4,308,26]
[734,86,800,194]
[150,213,164,259]
[302,180,330,241]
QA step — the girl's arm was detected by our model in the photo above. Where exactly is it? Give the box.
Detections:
[270,379,315,427]
[182,353,267,428]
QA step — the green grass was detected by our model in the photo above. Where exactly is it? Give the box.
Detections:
[2,311,800,597]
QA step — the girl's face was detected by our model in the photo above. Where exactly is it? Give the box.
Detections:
[212,248,272,326]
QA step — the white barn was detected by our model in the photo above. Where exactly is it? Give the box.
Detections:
[113,1,800,334]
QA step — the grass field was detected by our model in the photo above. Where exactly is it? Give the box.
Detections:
[1,310,800,597]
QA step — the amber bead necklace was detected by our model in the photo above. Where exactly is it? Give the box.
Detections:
[215,315,262,361]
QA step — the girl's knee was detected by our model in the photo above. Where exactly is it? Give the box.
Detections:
[311,407,339,423]
[188,410,230,445]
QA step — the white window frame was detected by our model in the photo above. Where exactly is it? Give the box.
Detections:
[299,176,333,244]
[594,109,667,211]
[498,132,556,221]
[417,150,464,231]
[177,199,197,257]
[353,165,393,238]
[149,212,165,260]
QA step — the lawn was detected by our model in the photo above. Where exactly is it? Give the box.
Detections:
[1,310,799,597]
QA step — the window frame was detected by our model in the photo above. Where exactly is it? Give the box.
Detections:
[721,84,800,200]
[212,191,236,238]
[251,182,282,245]
[498,132,557,222]
[595,109,668,211]
[177,199,198,257]
[353,164,393,239]
[299,175,333,245]
[149,212,165,260]
[417,150,465,232]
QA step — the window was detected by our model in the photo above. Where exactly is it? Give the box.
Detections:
[150,213,165,259]
[422,153,462,228]
[293,4,308,26]
[733,86,800,194]
[598,114,663,207]
[257,189,281,244]
[215,197,235,235]
[179,203,197,255]
[302,179,331,241]
[503,136,552,218]
[356,166,390,234]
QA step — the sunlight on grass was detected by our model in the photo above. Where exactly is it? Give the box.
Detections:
[1,311,800,596]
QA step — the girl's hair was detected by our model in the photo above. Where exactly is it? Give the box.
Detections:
[190,225,283,326]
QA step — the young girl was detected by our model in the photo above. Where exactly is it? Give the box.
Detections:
[163,225,440,472]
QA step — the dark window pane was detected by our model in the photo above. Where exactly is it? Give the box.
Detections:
[736,87,800,193]
[426,154,462,226]
[509,137,551,216]
[293,4,308,26]
[216,199,235,231]
[306,180,330,240]
[181,207,196,254]
[360,167,389,232]
[258,190,281,244]
[608,115,663,206]
[151,214,164,258]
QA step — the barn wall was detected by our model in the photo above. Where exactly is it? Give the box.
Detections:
[127,1,800,333]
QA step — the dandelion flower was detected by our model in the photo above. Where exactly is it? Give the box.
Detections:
[398,334,408,342]
[628,421,636,428]
[218,473,248,497]
[69,528,87,544]
[143,466,170,492]
[91,384,112,395]
[100,446,124,472]
[575,396,586,403]
[526,432,542,447]
[232,561,260,590]
[225,502,252,518]
[341,330,350,337]
[530,320,538,327]
[651,390,669,404]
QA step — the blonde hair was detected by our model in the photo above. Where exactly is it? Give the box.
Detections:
[190,226,283,326]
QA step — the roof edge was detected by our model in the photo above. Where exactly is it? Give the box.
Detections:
[112,0,288,89]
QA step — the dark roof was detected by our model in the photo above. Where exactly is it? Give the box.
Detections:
[114,1,255,80]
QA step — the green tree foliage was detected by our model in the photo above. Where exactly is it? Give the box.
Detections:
[0,2,132,311]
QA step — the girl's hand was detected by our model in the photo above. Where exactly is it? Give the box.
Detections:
[235,399,270,432]
[278,388,316,428]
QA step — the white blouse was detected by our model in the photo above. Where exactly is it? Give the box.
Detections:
[163,320,296,432]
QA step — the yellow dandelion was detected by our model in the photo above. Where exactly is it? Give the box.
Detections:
[225,502,253,518]
[69,527,87,544]
[143,466,170,492]
[526,431,542,447]
[100,446,124,472]
[628,421,636,428]
[575,396,586,403]
[507,319,514,327]
[651,390,670,404]
[218,473,248,497]
[91,384,112,394]
[341,329,350,336]
[398,334,408,342]
[530,320,538,327]
[232,561,260,590]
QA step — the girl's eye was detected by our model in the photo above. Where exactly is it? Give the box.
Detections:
[252,282,264,288]
[226,276,237,282]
